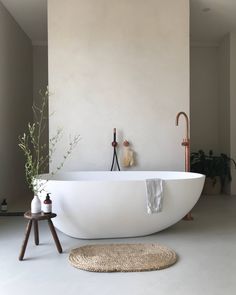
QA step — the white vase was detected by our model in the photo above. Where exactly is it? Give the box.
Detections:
[31,195,41,214]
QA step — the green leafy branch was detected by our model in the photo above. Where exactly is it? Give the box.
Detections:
[19,88,80,195]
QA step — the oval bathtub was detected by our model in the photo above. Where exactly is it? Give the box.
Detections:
[38,171,205,239]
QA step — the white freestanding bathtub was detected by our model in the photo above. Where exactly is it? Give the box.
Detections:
[38,171,205,239]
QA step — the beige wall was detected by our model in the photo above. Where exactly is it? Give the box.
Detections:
[218,35,231,194]
[33,45,48,170]
[190,38,236,194]
[48,0,189,172]
[230,33,236,194]
[219,35,230,156]
[0,2,33,211]
[218,33,236,194]
[190,46,220,153]
[33,45,48,103]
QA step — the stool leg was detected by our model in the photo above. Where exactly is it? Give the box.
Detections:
[19,220,32,261]
[34,220,39,245]
[48,219,62,253]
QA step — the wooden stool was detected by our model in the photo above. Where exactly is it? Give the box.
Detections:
[19,211,62,261]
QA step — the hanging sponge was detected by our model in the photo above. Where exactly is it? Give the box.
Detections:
[122,140,134,167]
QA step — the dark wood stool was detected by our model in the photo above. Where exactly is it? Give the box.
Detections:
[19,211,62,261]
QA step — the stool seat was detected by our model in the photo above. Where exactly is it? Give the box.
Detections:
[19,211,63,261]
[24,211,57,220]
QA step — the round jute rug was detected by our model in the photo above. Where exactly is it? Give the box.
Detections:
[69,243,177,272]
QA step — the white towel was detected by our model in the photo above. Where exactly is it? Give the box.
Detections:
[146,179,164,214]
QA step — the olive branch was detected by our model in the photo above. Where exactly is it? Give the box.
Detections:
[18,88,80,195]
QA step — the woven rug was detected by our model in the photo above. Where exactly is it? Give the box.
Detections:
[69,243,177,272]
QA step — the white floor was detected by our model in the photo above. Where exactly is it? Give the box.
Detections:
[0,195,236,295]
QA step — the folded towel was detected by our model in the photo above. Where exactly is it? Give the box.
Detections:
[146,179,164,214]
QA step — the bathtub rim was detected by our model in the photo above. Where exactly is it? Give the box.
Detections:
[36,171,205,182]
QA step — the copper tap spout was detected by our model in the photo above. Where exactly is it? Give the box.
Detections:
[176,111,189,140]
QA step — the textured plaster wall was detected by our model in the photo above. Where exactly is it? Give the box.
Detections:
[48,0,189,172]
[0,2,33,210]
[190,46,220,153]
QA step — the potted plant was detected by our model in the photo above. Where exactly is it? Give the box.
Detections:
[190,150,236,195]
[19,89,79,213]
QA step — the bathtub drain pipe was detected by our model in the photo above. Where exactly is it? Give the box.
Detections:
[110,128,120,171]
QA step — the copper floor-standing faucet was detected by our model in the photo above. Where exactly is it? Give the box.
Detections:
[176,111,193,221]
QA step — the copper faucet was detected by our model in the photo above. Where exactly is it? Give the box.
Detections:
[176,112,190,172]
[176,111,193,221]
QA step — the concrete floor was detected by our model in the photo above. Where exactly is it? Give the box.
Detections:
[0,195,236,295]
